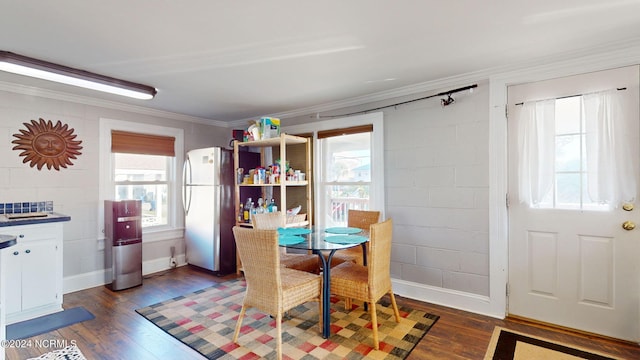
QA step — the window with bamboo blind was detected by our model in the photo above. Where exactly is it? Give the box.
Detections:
[317,124,373,139]
[111,130,176,228]
[111,130,175,156]
[318,124,374,228]
[276,112,384,229]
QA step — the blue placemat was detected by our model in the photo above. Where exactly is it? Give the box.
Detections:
[325,227,362,234]
[279,235,306,245]
[324,235,368,245]
[278,227,312,235]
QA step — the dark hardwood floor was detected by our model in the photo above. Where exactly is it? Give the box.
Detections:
[6,266,640,359]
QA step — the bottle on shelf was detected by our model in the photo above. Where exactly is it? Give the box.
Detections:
[249,200,257,220]
[238,203,244,223]
[243,198,252,223]
[256,198,264,214]
[269,198,277,213]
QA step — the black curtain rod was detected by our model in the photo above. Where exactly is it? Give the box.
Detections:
[514,87,627,106]
[315,84,478,118]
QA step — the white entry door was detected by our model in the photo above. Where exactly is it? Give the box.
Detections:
[507,65,640,342]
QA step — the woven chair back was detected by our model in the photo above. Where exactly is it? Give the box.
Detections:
[232,226,282,314]
[252,212,286,229]
[334,209,380,265]
[367,218,393,298]
[252,212,287,255]
[347,210,381,231]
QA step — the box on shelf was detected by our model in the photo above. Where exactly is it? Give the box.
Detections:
[260,117,280,139]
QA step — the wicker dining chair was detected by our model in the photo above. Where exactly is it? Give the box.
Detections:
[329,218,400,350]
[252,212,320,274]
[329,209,381,267]
[232,226,322,360]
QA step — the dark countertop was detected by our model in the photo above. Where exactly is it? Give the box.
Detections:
[0,212,71,227]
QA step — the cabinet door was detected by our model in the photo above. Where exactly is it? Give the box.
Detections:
[2,247,23,314]
[20,239,59,311]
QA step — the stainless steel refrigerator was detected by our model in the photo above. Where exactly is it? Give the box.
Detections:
[182,147,259,274]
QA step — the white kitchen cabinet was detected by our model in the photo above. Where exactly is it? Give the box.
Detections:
[1,222,63,324]
[0,234,17,360]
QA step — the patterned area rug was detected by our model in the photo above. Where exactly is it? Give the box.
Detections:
[484,327,618,360]
[27,345,87,360]
[136,279,439,359]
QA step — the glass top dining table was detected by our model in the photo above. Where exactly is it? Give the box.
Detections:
[277,227,369,338]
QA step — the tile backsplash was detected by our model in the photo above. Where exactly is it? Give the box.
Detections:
[0,201,53,215]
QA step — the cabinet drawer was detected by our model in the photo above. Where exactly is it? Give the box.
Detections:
[0,224,61,242]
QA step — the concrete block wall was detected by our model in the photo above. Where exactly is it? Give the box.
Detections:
[284,80,492,298]
[384,81,490,296]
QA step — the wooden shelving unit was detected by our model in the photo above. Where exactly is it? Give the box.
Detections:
[233,133,312,273]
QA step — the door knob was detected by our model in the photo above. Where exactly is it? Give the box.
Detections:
[623,203,634,211]
[622,221,636,231]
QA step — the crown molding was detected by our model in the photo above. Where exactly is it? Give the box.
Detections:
[228,71,486,127]
[0,81,227,127]
[3,37,640,129]
[491,40,640,84]
[243,37,640,124]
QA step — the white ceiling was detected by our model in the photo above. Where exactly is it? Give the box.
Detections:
[2,0,640,124]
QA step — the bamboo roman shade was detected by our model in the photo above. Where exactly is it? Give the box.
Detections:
[317,124,373,139]
[111,130,175,156]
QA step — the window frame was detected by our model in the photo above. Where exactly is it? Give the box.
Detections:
[99,118,184,243]
[318,130,373,227]
[283,112,384,228]
[546,96,606,211]
[113,152,171,227]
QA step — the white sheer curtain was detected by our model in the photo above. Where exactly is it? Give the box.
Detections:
[584,90,636,205]
[518,99,555,206]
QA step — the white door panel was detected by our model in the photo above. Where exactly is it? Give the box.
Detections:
[507,65,640,341]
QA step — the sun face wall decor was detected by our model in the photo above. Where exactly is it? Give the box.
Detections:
[12,118,83,170]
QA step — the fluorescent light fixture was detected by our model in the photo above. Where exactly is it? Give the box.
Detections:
[0,51,157,100]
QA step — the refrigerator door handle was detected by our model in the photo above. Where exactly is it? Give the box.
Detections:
[183,186,192,216]
[182,156,193,215]
[184,154,192,184]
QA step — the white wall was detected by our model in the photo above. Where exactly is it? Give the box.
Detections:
[384,81,490,296]
[283,43,640,319]
[0,89,229,293]
[285,80,493,315]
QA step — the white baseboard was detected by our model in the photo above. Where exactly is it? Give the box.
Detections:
[5,304,63,325]
[392,278,504,319]
[63,255,186,294]
[142,254,185,275]
[63,259,503,321]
